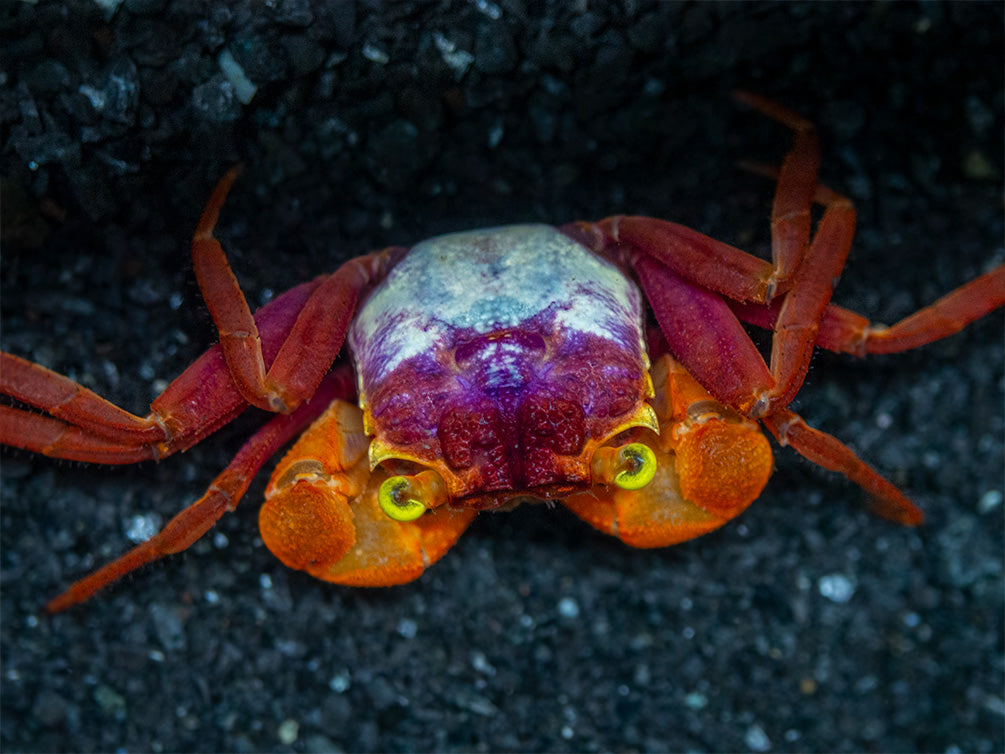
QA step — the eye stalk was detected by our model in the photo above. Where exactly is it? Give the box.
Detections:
[592,442,658,490]
[378,469,448,521]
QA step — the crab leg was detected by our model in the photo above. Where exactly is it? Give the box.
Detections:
[631,254,774,413]
[728,264,1005,356]
[830,266,1005,355]
[610,205,848,412]
[732,91,820,294]
[45,364,357,612]
[1,354,168,463]
[727,92,861,416]
[575,216,778,304]
[0,402,162,463]
[0,280,322,463]
[191,168,399,414]
[761,188,855,414]
[762,408,923,525]
[632,262,926,522]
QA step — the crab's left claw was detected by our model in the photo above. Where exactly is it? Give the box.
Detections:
[262,400,476,586]
[563,355,773,547]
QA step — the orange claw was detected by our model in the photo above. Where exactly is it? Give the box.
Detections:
[260,400,370,572]
[563,355,773,548]
[662,355,773,521]
[261,399,476,586]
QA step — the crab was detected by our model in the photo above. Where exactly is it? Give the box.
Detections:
[3,94,1003,612]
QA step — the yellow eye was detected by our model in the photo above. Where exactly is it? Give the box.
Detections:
[613,443,658,490]
[377,469,449,522]
[378,476,428,521]
[592,442,658,490]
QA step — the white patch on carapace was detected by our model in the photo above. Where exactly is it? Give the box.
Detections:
[349,224,644,382]
[466,338,533,390]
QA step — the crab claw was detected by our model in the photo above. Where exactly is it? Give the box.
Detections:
[261,400,476,587]
[260,402,370,571]
[672,411,774,519]
[563,355,774,547]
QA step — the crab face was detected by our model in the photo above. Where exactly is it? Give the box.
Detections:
[348,224,659,510]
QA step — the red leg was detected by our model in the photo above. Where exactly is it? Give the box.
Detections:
[45,364,357,611]
[843,266,1005,355]
[728,155,1005,356]
[574,109,843,419]
[573,216,777,304]
[762,409,923,526]
[0,279,323,463]
[191,169,399,413]
[731,93,858,416]
[733,91,820,294]
[730,262,1005,357]
[597,96,996,530]
[631,254,774,414]
[0,404,159,463]
[0,354,169,462]
[762,191,855,414]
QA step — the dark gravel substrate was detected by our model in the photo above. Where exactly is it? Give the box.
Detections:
[2,2,1002,752]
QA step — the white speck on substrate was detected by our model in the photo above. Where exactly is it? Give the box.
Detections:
[745,723,772,752]
[983,694,1005,717]
[684,691,707,710]
[125,513,161,543]
[362,42,390,64]
[818,573,856,603]
[396,618,417,638]
[277,719,299,745]
[217,49,257,104]
[90,0,123,20]
[433,31,475,80]
[471,650,497,676]
[557,597,580,619]
[329,671,351,693]
[471,0,502,20]
[79,84,106,111]
[979,489,1002,513]
[488,121,504,147]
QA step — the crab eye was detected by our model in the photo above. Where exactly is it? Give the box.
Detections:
[592,442,658,490]
[377,469,448,522]
[614,443,658,490]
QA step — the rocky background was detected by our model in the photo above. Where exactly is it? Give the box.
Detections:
[2,1,1002,751]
